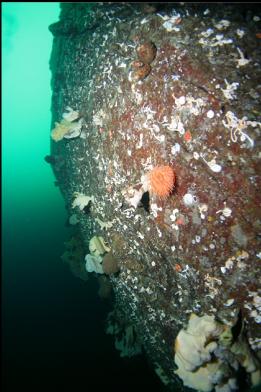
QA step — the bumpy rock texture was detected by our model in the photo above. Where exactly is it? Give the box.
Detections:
[49,3,261,391]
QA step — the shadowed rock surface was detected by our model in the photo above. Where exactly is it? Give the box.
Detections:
[49,3,261,391]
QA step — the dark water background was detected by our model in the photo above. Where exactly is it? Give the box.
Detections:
[2,3,166,391]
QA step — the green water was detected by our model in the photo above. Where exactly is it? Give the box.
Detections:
[2,2,64,229]
[2,3,167,391]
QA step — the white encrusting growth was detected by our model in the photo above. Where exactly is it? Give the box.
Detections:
[183,193,196,207]
[201,155,222,173]
[236,47,251,68]
[207,110,215,119]
[223,111,258,148]
[221,79,239,100]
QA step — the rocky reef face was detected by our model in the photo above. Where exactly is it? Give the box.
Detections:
[49,3,261,391]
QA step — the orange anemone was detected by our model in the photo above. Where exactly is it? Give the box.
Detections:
[147,165,175,199]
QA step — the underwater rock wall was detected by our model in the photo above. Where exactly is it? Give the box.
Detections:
[49,3,261,391]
